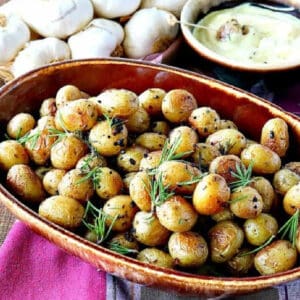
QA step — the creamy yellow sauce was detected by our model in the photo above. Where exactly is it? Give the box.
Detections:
[193,3,300,66]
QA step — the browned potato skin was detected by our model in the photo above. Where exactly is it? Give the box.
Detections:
[25,117,58,165]
[230,186,264,219]
[89,119,128,157]
[206,129,247,156]
[97,89,139,118]
[95,167,123,200]
[156,195,198,232]
[283,182,300,215]
[137,248,174,269]
[76,153,107,170]
[192,143,221,169]
[211,208,234,222]
[43,169,66,195]
[284,161,300,176]
[58,169,94,203]
[38,195,84,229]
[129,171,152,212]
[135,132,167,151]
[139,88,165,116]
[249,177,275,212]
[273,169,300,196]
[158,161,201,194]
[162,89,198,123]
[103,195,138,232]
[39,98,57,117]
[109,232,139,252]
[193,174,230,215]
[260,118,289,157]
[123,172,138,191]
[7,113,36,139]
[243,213,278,246]
[57,99,98,131]
[55,85,84,108]
[117,146,148,172]
[241,144,281,174]
[169,126,198,158]
[189,107,220,137]
[0,140,29,171]
[209,155,242,184]
[218,119,237,130]
[51,135,88,170]
[151,121,170,136]
[168,232,208,268]
[133,211,170,246]
[254,240,297,275]
[126,107,150,133]
[139,150,161,171]
[6,164,45,203]
[209,221,244,263]
[227,248,254,276]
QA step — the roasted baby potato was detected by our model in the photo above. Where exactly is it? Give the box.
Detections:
[126,107,150,133]
[117,146,148,172]
[6,164,45,203]
[135,132,167,151]
[6,113,36,139]
[39,195,84,229]
[168,231,208,268]
[137,248,174,269]
[139,88,165,116]
[43,169,66,195]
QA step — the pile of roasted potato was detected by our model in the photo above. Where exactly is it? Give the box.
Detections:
[1,84,300,277]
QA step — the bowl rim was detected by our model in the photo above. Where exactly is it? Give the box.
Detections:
[180,0,300,73]
[0,58,300,296]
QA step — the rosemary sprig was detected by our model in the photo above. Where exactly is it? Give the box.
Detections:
[177,173,208,186]
[83,201,118,244]
[148,173,174,207]
[241,209,300,256]
[77,166,102,189]
[17,130,41,149]
[229,161,254,191]
[278,209,299,247]
[107,241,138,255]
[159,136,192,165]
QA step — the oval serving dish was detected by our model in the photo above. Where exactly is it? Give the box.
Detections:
[0,59,300,297]
[181,0,300,72]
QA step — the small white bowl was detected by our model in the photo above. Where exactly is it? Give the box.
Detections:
[181,0,300,72]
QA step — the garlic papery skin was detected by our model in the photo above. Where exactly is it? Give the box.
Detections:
[19,0,94,39]
[12,37,71,77]
[123,8,179,59]
[68,19,124,59]
[0,13,30,63]
[140,0,189,18]
[0,0,23,17]
[91,0,141,18]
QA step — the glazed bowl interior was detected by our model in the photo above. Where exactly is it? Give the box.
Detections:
[0,59,300,297]
[181,0,300,72]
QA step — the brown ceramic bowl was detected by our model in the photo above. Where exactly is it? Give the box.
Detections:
[0,59,300,297]
[181,0,300,72]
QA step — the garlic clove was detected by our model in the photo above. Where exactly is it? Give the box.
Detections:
[123,8,179,59]
[12,37,71,77]
[140,0,189,18]
[0,13,30,63]
[68,18,124,59]
[18,0,94,39]
[91,0,141,19]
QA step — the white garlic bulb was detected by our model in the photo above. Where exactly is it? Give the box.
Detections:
[12,37,71,77]
[91,0,141,18]
[0,13,30,63]
[123,8,179,59]
[68,19,124,59]
[140,0,189,18]
[18,0,94,39]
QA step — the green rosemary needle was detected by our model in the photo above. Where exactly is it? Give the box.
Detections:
[83,201,118,245]
[278,209,299,247]
[107,241,138,255]
[17,130,41,149]
[230,161,254,191]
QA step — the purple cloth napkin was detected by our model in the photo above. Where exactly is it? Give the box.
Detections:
[0,221,106,300]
